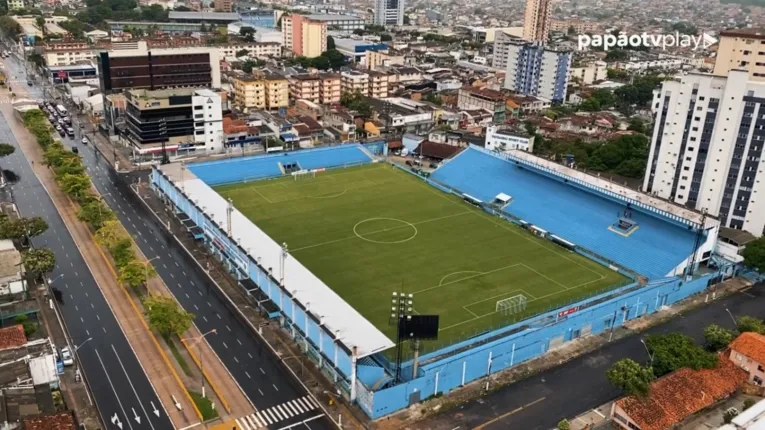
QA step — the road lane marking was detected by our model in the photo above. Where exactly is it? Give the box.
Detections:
[472,397,546,430]
[94,349,135,430]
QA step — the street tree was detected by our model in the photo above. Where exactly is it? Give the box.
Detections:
[143,295,194,338]
[22,248,56,278]
[703,324,737,351]
[118,259,155,290]
[96,220,128,250]
[0,215,47,241]
[606,358,655,397]
[737,316,765,335]
[0,143,15,157]
[77,199,115,229]
[110,237,135,267]
[644,333,718,377]
[742,236,765,272]
[57,173,91,199]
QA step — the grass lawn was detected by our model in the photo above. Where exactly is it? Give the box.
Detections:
[188,390,219,421]
[215,164,628,352]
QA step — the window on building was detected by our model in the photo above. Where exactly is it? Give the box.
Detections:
[755,375,763,386]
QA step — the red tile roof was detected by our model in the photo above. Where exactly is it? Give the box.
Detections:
[616,357,747,430]
[730,332,765,365]
[23,412,76,430]
[0,324,27,351]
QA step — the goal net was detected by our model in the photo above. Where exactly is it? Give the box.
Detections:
[496,294,527,315]
[292,169,316,180]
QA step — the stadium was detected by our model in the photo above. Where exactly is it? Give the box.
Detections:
[151,142,721,418]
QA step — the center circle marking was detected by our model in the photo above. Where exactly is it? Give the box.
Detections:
[353,218,418,244]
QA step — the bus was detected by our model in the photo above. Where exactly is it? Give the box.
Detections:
[56,105,67,116]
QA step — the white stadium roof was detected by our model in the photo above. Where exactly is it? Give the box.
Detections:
[159,163,395,358]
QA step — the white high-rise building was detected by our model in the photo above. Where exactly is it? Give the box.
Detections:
[643,70,765,236]
[374,0,404,27]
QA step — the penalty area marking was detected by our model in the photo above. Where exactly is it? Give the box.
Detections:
[307,189,348,199]
[353,217,418,244]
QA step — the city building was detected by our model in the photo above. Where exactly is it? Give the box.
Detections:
[472,27,523,44]
[493,32,571,103]
[320,73,341,104]
[282,14,327,57]
[374,0,404,27]
[365,49,405,70]
[305,14,364,31]
[522,0,551,44]
[714,28,765,82]
[719,398,765,429]
[239,9,278,28]
[368,71,389,98]
[227,24,282,44]
[42,41,96,67]
[217,42,281,60]
[610,358,747,430]
[108,20,206,35]
[728,332,765,386]
[457,87,507,123]
[232,75,289,110]
[333,38,389,64]
[569,61,607,85]
[341,70,369,95]
[124,88,224,159]
[485,125,534,152]
[7,0,24,11]
[642,70,765,236]
[214,0,233,13]
[549,19,599,35]
[168,11,241,24]
[289,74,321,104]
[98,41,221,94]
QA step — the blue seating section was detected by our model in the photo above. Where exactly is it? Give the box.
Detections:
[189,145,374,185]
[432,148,696,279]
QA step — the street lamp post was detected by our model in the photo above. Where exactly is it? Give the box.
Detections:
[75,337,93,351]
[640,338,654,365]
[725,307,738,327]
[181,329,217,398]
[144,256,160,284]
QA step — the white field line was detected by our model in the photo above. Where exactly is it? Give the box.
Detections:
[289,211,472,252]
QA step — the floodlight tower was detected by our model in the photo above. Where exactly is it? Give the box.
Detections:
[226,198,234,237]
[390,291,414,383]
[280,242,289,285]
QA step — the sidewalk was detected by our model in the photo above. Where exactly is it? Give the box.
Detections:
[0,101,200,428]
[134,182,365,429]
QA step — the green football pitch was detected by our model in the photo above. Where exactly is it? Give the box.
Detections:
[215,164,628,351]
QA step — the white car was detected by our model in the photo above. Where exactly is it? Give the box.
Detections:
[60,346,74,366]
[81,137,89,145]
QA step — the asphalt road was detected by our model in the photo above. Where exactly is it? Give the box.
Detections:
[0,75,174,428]
[36,85,335,428]
[423,282,765,430]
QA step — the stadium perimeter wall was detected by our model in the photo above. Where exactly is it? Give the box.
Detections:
[360,273,714,418]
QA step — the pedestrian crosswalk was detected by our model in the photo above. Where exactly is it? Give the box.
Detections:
[235,395,321,429]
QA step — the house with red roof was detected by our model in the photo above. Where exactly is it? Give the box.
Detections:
[610,357,747,430]
[729,331,765,387]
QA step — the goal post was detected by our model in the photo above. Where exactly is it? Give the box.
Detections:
[292,169,316,180]
[496,294,527,315]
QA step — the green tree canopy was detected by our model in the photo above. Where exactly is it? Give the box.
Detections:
[96,220,128,250]
[737,315,765,335]
[606,358,655,397]
[57,173,91,199]
[0,143,14,157]
[22,248,56,277]
[644,333,718,377]
[77,198,115,229]
[742,237,765,272]
[143,295,194,337]
[118,259,155,289]
[703,324,737,351]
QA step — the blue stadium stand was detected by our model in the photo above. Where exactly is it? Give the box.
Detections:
[188,144,375,185]
[431,147,697,279]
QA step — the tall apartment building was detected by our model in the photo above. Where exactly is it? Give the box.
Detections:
[369,71,389,98]
[98,41,221,94]
[493,32,571,103]
[289,74,321,104]
[7,0,24,11]
[643,70,765,236]
[282,14,327,57]
[124,88,223,158]
[457,87,507,123]
[341,71,369,95]
[522,0,551,43]
[320,74,341,104]
[374,0,404,27]
[232,75,289,110]
[713,28,765,82]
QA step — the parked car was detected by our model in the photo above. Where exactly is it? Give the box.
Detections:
[26,80,32,86]
[81,137,88,145]
[405,160,413,166]
[65,127,74,138]
[71,146,79,154]
[429,162,439,169]
[64,117,72,126]
[60,347,73,366]
[56,126,64,136]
